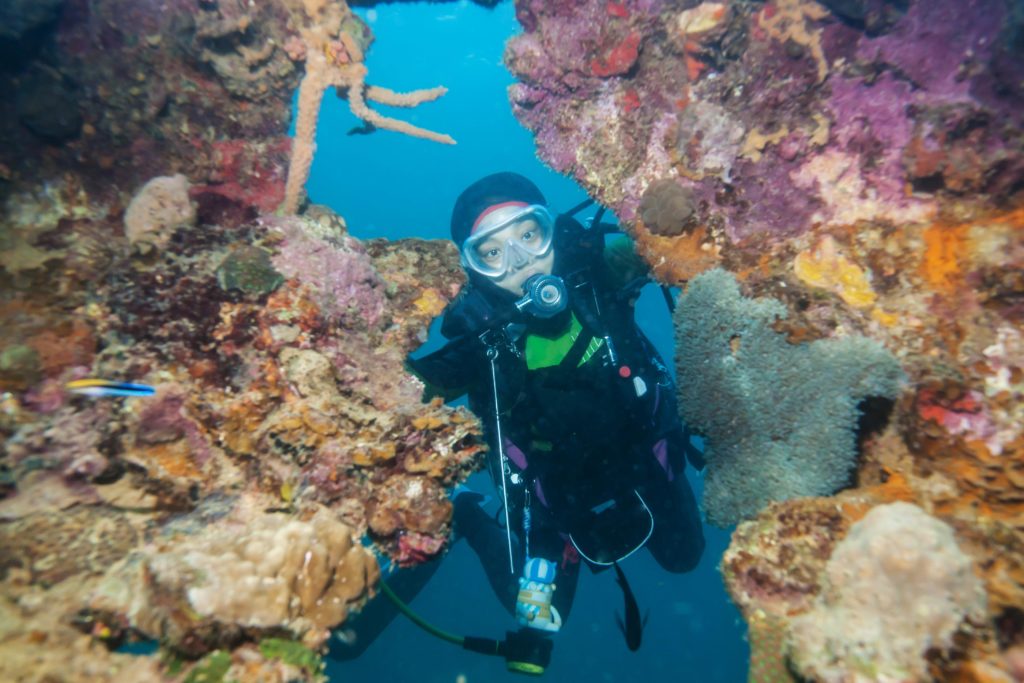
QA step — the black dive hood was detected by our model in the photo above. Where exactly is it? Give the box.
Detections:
[450,172,548,249]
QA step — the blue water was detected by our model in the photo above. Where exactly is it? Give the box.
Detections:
[307,3,749,681]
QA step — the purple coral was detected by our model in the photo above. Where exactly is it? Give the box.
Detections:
[269,217,387,329]
[506,0,1022,248]
[854,0,1005,102]
[823,73,918,207]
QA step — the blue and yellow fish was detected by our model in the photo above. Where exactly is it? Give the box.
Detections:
[65,379,156,398]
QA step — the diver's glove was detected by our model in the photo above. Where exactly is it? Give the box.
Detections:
[516,558,562,633]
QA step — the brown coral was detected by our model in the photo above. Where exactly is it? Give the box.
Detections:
[632,178,721,284]
[639,178,699,237]
[90,498,379,650]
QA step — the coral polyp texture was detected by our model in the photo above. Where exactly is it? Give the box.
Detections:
[0,1,476,679]
[90,498,381,650]
[506,0,1022,679]
[674,268,904,527]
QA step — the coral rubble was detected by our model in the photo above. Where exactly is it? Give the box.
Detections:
[506,0,1023,679]
[1,1,475,680]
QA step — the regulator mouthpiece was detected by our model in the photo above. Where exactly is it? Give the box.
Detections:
[516,274,567,319]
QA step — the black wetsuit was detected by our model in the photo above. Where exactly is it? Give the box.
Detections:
[411,234,705,625]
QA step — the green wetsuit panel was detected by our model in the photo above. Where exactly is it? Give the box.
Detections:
[524,312,604,370]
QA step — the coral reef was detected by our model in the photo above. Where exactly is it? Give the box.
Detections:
[505,0,1023,679]
[507,0,1023,239]
[1,0,1021,680]
[0,1,477,679]
[0,196,478,677]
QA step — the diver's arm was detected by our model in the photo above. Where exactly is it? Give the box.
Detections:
[405,336,478,403]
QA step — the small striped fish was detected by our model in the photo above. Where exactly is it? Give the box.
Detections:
[66,379,156,398]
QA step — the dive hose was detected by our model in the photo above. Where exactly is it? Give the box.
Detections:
[378,579,552,675]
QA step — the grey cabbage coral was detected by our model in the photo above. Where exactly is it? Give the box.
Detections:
[674,269,905,526]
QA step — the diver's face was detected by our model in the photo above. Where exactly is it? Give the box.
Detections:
[472,219,555,296]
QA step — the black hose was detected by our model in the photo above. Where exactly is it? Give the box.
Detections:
[564,198,595,217]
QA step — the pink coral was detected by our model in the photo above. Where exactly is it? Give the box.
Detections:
[269,217,387,329]
[396,531,446,566]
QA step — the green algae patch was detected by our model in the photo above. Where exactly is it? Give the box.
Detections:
[184,650,232,683]
[258,637,323,676]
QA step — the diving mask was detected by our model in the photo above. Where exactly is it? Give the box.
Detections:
[462,204,555,279]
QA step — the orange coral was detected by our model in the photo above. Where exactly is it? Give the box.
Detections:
[919,208,1024,295]
[632,220,720,285]
[131,440,203,481]
[920,222,969,294]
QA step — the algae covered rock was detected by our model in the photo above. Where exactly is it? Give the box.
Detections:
[216,245,284,297]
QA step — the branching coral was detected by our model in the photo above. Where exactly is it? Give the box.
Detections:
[282,0,454,214]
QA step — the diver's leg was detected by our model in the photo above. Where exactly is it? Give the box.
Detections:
[453,491,521,615]
[643,467,705,574]
[550,545,581,624]
[328,557,443,660]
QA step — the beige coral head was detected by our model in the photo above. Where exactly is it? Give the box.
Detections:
[787,502,987,682]
[123,173,197,250]
[676,2,728,36]
[302,0,330,19]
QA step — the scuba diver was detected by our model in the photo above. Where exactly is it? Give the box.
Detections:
[408,172,706,639]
